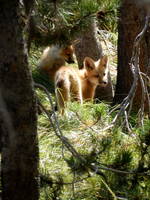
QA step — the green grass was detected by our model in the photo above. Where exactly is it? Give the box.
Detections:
[36,92,150,199]
[38,101,111,199]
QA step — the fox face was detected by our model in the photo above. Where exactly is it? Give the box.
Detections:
[83,55,108,87]
[60,45,75,64]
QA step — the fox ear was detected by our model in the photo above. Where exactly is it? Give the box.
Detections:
[84,57,95,71]
[100,55,108,67]
[69,45,74,51]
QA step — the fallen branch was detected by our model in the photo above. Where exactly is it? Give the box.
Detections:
[34,83,150,177]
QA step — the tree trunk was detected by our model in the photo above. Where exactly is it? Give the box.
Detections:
[74,20,113,102]
[0,1,39,200]
[74,21,102,68]
[113,0,150,110]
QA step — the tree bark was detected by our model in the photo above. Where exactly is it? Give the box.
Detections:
[113,0,150,110]
[74,20,113,102]
[0,1,39,200]
[74,21,102,68]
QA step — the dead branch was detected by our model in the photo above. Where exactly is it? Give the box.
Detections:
[34,83,150,177]
[35,83,86,160]
[102,16,150,132]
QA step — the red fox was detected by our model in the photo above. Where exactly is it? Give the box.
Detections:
[38,45,74,80]
[55,55,109,115]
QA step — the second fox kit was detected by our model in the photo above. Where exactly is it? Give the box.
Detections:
[55,55,109,115]
[38,45,74,80]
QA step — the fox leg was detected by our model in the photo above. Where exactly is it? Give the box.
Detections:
[55,80,70,115]
[78,87,83,104]
[72,83,83,104]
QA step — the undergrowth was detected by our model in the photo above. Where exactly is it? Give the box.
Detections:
[37,94,150,199]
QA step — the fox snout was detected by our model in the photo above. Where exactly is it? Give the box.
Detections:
[103,81,107,85]
[63,45,75,64]
[99,81,107,87]
[99,78,108,87]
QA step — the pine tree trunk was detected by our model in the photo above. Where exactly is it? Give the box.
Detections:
[74,21,102,68]
[113,0,150,110]
[74,20,113,102]
[0,1,39,200]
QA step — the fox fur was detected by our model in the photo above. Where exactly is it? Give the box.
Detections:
[38,44,74,80]
[55,55,109,115]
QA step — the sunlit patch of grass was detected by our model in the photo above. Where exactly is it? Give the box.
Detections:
[38,96,150,199]
[69,101,110,123]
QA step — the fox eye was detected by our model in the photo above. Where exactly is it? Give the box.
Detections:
[95,75,99,78]
[103,73,106,76]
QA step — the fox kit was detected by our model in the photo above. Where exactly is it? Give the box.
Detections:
[55,55,109,115]
[38,45,74,80]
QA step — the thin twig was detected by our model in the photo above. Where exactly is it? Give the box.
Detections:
[75,112,99,133]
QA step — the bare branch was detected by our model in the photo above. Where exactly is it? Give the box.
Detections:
[35,83,150,177]
[104,16,150,131]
